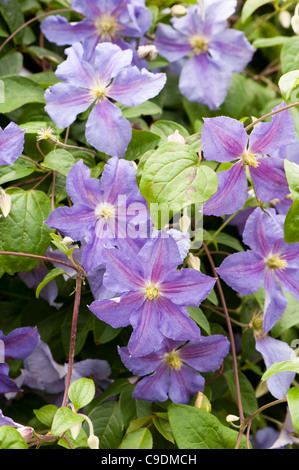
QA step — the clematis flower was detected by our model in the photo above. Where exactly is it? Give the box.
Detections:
[89,233,216,357]
[13,340,112,401]
[44,42,166,157]
[41,0,152,66]
[154,1,254,109]
[0,122,25,166]
[45,158,150,273]
[217,207,299,333]
[118,335,230,403]
[201,102,296,216]
[0,327,39,394]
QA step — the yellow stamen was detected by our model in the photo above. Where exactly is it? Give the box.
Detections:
[94,14,119,41]
[166,351,182,370]
[241,151,259,168]
[188,34,209,54]
[266,256,288,270]
[144,284,160,301]
[95,202,115,220]
[88,78,111,102]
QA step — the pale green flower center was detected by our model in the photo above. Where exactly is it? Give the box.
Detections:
[266,255,288,270]
[95,202,115,220]
[94,14,119,40]
[144,284,160,301]
[189,34,209,54]
[88,78,111,102]
[241,151,259,168]
[165,351,182,370]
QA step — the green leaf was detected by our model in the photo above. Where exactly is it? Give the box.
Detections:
[68,378,96,412]
[33,404,58,428]
[42,149,75,176]
[287,387,299,433]
[139,142,218,226]
[252,36,290,49]
[261,358,299,382]
[241,0,273,23]
[51,407,85,437]
[281,37,299,74]
[0,51,23,75]
[224,369,258,416]
[153,413,175,444]
[120,100,162,119]
[284,160,299,200]
[36,267,68,299]
[187,306,211,335]
[86,401,124,449]
[0,158,36,185]
[168,404,248,449]
[123,129,160,161]
[119,384,152,430]
[119,428,153,449]
[0,188,52,275]
[0,426,28,449]
[0,75,45,113]
[284,199,299,243]
[278,69,299,102]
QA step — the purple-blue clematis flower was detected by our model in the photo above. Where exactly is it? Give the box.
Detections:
[45,158,150,273]
[0,122,25,166]
[0,327,39,394]
[44,42,166,157]
[255,334,297,400]
[154,1,254,109]
[41,0,152,66]
[118,335,230,403]
[217,207,299,333]
[89,233,216,357]
[201,102,296,216]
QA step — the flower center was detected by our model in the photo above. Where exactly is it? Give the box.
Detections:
[241,151,259,168]
[189,34,209,54]
[266,255,288,270]
[165,351,182,370]
[94,14,119,40]
[95,202,115,220]
[88,78,111,102]
[144,284,160,301]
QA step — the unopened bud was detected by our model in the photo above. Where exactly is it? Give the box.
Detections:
[279,10,291,28]
[187,253,200,271]
[179,214,191,233]
[62,236,74,247]
[17,425,34,441]
[171,4,187,17]
[0,189,11,217]
[137,45,158,61]
[168,129,185,144]
[87,433,99,449]
[226,414,240,426]
[70,422,82,441]
[291,4,299,35]
[195,392,211,412]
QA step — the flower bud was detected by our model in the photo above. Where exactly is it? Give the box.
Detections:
[168,129,185,144]
[195,392,211,412]
[87,433,99,449]
[62,236,74,247]
[17,425,34,441]
[291,4,299,35]
[171,4,187,17]
[0,189,11,217]
[70,422,82,441]
[187,253,201,271]
[279,10,291,28]
[137,45,158,61]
